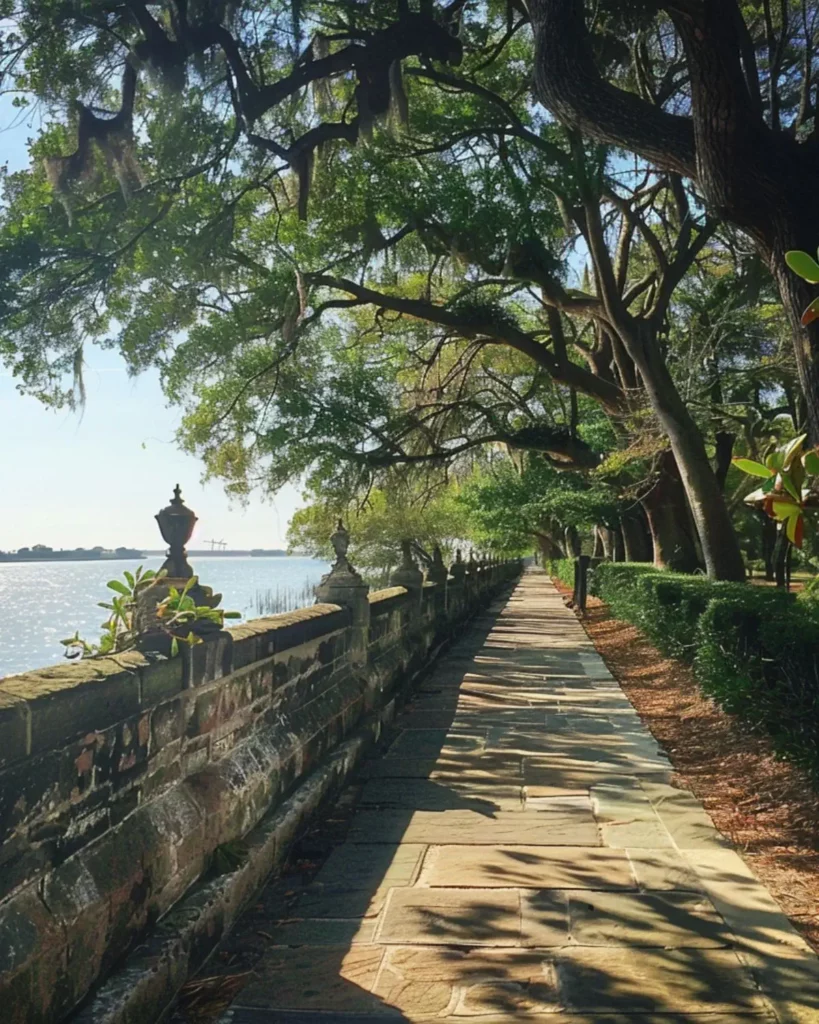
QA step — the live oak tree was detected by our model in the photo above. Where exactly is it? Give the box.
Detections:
[287,478,473,578]
[0,0,790,578]
[529,0,819,443]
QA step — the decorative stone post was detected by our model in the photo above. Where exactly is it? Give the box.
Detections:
[390,539,423,588]
[135,485,222,654]
[156,484,197,578]
[426,544,448,616]
[426,545,448,585]
[390,538,424,626]
[449,548,467,620]
[315,520,370,667]
[450,548,466,583]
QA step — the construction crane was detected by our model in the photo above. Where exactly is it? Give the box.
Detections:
[203,539,227,551]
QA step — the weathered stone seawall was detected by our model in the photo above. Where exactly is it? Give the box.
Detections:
[0,561,520,1023]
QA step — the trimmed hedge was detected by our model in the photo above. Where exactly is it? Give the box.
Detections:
[557,561,819,779]
[590,562,771,662]
[546,558,577,590]
[696,591,819,777]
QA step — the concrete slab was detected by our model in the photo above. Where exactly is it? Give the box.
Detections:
[372,947,561,1017]
[359,778,524,811]
[418,845,634,890]
[233,946,384,1012]
[564,889,729,947]
[348,808,601,846]
[554,947,768,1013]
[377,887,526,945]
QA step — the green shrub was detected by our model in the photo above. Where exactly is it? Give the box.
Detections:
[546,558,577,590]
[590,561,658,610]
[695,589,818,778]
[588,561,818,779]
[590,562,770,661]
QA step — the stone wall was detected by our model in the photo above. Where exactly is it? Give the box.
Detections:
[0,560,520,1024]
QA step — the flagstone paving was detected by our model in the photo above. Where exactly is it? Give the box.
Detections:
[218,570,819,1024]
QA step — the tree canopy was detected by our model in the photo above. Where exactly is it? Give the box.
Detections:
[0,1,815,575]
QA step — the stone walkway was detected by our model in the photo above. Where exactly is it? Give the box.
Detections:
[218,570,819,1023]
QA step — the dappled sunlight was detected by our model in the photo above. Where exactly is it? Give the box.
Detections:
[196,571,819,1022]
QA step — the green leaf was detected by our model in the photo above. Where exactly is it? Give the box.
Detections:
[733,458,773,478]
[123,571,135,589]
[223,611,241,619]
[783,433,808,469]
[785,250,819,283]
[804,450,819,475]
[762,476,776,493]
[765,451,784,471]
[107,579,131,596]
[97,601,114,610]
[780,472,802,501]
[170,636,179,657]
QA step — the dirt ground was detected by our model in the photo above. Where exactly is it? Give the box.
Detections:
[552,579,819,953]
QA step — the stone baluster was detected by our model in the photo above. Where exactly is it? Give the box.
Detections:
[426,544,449,615]
[314,520,370,667]
[390,538,424,626]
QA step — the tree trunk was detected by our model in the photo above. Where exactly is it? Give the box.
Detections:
[613,525,625,563]
[774,527,789,588]
[564,526,580,557]
[598,526,614,560]
[761,515,777,582]
[714,431,735,491]
[621,322,746,580]
[592,527,605,558]
[640,451,702,573]
[529,0,819,442]
[621,507,652,562]
[536,531,564,560]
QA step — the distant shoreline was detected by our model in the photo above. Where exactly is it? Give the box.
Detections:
[0,549,303,564]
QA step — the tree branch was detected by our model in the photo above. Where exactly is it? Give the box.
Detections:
[530,0,696,176]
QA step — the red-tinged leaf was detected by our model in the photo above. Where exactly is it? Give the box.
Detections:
[802,297,819,326]
[785,509,804,546]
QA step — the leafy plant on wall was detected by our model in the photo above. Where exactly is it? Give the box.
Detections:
[61,567,239,659]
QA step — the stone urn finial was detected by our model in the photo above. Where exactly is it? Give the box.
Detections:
[330,518,351,568]
[390,538,423,590]
[155,484,197,579]
[450,546,466,581]
[426,543,448,585]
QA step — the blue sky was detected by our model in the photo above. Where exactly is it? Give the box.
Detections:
[0,97,304,552]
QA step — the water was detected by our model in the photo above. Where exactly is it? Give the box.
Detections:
[0,556,329,678]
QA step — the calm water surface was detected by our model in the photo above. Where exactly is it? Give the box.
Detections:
[0,556,329,678]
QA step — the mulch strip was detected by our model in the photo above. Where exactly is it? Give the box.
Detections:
[552,578,819,952]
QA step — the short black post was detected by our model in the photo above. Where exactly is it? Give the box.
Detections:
[573,555,591,613]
